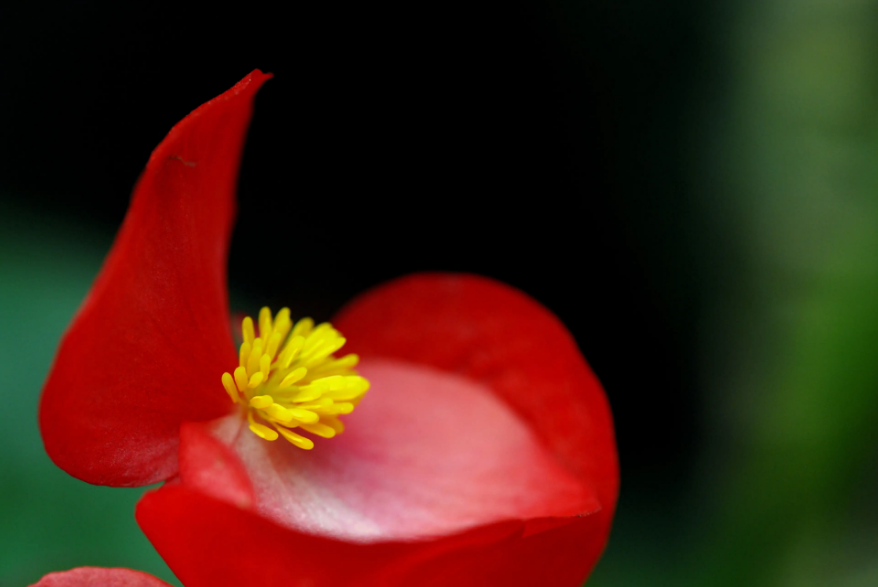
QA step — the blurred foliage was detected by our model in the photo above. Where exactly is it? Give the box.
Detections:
[592,0,878,585]
[0,201,180,586]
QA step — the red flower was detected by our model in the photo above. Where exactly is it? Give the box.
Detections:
[40,72,618,586]
[32,567,172,587]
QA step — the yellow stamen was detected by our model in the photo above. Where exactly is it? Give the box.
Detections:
[290,388,321,403]
[273,308,292,341]
[248,372,264,388]
[239,341,251,368]
[250,395,273,409]
[221,308,368,448]
[249,411,278,441]
[278,335,305,369]
[274,425,314,450]
[306,354,359,377]
[222,372,240,403]
[291,317,314,338]
[287,408,319,424]
[265,332,282,360]
[279,367,308,388]
[322,417,345,434]
[242,316,255,345]
[258,307,273,339]
[259,354,271,379]
[247,339,263,375]
[301,422,337,438]
[233,366,249,393]
[296,398,334,411]
[264,403,293,422]
[330,402,355,415]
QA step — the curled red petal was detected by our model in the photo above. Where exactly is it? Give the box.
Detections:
[39,71,271,486]
[333,273,619,577]
[30,567,173,587]
[137,483,609,587]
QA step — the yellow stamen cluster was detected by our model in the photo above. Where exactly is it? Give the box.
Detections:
[221,307,369,449]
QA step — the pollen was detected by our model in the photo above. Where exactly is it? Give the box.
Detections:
[221,307,369,449]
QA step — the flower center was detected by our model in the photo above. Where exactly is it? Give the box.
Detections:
[221,307,369,449]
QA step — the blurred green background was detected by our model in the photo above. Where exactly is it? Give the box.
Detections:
[590,0,878,585]
[0,202,181,585]
[2,0,878,585]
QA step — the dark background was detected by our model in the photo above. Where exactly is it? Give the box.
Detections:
[1,0,706,491]
[3,1,877,586]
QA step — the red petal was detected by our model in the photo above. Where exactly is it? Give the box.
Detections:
[200,359,597,541]
[39,71,271,486]
[179,421,255,509]
[333,273,619,575]
[31,567,173,587]
[137,483,609,587]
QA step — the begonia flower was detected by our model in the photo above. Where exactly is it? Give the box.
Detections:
[40,71,618,586]
[31,567,172,587]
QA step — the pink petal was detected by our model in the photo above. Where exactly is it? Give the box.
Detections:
[334,273,618,513]
[204,358,599,541]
